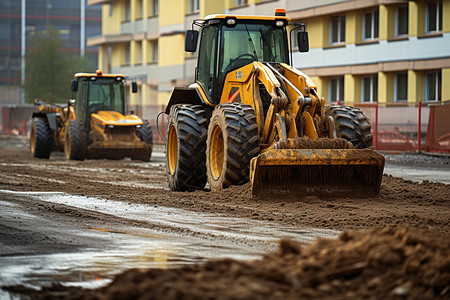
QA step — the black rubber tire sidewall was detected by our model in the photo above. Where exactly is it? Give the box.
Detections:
[166,104,208,191]
[64,120,86,160]
[135,120,153,161]
[206,103,260,191]
[326,105,373,149]
[30,117,53,159]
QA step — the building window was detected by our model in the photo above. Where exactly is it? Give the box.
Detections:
[124,43,130,65]
[138,0,143,18]
[125,0,131,21]
[235,0,248,6]
[396,5,408,36]
[362,74,378,102]
[330,16,345,44]
[425,70,441,101]
[426,0,442,33]
[151,40,158,62]
[151,0,158,15]
[188,0,199,13]
[137,41,142,64]
[363,10,379,40]
[329,76,344,103]
[394,72,407,102]
[109,4,113,17]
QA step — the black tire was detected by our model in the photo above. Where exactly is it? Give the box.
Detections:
[326,105,373,149]
[135,120,153,161]
[206,103,260,191]
[30,117,53,159]
[166,104,208,191]
[64,120,86,160]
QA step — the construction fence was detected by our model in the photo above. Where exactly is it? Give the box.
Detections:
[2,102,449,154]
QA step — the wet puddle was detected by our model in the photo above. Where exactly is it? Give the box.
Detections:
[0,189,339,294]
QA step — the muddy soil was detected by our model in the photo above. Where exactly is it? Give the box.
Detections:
[14,228,449,300]
[0,147,449,299]
[0,148,448,234]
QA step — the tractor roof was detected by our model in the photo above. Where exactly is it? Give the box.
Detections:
[204,14,291,22]
[74,70,125,79]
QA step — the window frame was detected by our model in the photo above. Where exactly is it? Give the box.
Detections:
[396,5,409,37]
[362,74,378,103]
[394,72,408,102]
[363,9,379,40]
[188,0,199,13]
[329,76,344,103]
[330,15,346,44]
[425,70,441,102]
[124,0,131,21]
[426,0,442,33]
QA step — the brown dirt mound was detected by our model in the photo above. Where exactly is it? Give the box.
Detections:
[16,227,449,299]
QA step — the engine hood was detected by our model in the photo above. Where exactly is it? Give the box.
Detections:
[91,111,143,126]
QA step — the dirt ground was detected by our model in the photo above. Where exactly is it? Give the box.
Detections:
[0,147,449,299]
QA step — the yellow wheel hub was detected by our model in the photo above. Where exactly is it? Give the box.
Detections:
[30,125,36,153]
[209,125,224,180]
[168,125,178,175]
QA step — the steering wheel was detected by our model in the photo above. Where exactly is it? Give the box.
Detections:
[225,54,256,72]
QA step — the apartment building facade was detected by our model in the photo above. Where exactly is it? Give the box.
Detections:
[87,0,449,120]
[0,0,101,104]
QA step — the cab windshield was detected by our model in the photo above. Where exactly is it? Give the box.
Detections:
[87,77,125,114]
[219,22,289,75]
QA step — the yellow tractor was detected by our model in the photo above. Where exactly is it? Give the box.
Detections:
[30,71,153,161]
[164,9,384,197]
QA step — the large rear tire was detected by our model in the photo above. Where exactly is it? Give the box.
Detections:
[135,120,153,161]
[30,117,53,159]
[166,104,208,191]
[206,103,260,191]
[326,105,373,149]
[64,120,86,160]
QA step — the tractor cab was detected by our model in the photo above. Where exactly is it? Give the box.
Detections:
[185,9,308,103]
[70,70,137,127]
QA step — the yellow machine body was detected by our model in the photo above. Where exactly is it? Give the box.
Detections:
[165,11,384,197]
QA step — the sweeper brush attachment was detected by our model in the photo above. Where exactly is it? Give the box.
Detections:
[249,148,385,198]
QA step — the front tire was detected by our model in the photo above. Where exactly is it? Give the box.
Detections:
[64,120,86,160]
[326,105,373,149]
[135,120,153,161]
[166,104,208,191]
[206,103,260,191]
[30,117,53,159]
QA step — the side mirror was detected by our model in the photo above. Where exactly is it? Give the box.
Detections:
[132,80,137,93]
[297,31,309,53]
[185,30,199,52]
[71,79,78,92]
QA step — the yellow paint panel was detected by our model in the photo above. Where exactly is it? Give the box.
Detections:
[159,35,184,66]
[200,0,225,18]
[444,0,450,32]
[442,68,450,101]
[159,0,185,27]
[102,3,121,34]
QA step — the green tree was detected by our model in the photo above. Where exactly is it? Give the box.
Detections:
[24,25,95,104]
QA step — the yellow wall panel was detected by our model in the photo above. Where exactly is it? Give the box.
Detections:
[407,70,417,104]
[102,3,121,34]
[378,72,394,103]
[159,0,185,27]
[442,68,450,101]
[157,91,172,106]
[379,5,395,40]
[159,35,184,66]
[409,1,418,37]
[200,0,225,18]
[307,17,326,48]
[444,0,450,32]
